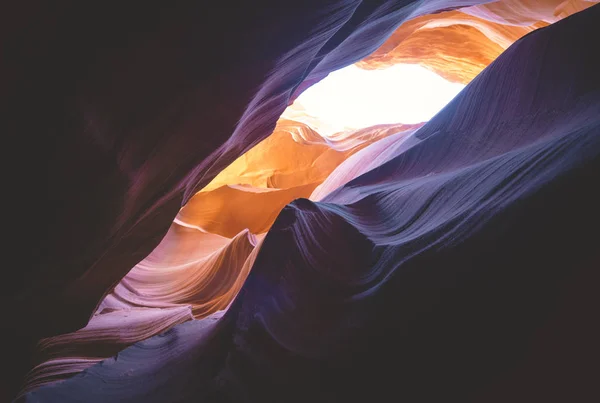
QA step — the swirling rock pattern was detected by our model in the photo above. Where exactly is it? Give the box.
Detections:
[16,114,415,393]
[356,0,598,83]
[3,0,489,348]
[18,4,600,402]
[3,1,489,398]
[179,120,419,237]
[310,124,423,200]
[15,226,265,397]
[17,306,193,398]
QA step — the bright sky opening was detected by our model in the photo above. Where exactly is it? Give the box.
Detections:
[283,64,465,137]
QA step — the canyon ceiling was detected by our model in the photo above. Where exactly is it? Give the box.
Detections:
[2,1,599,402]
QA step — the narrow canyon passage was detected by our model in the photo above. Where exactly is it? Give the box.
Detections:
[4,1,600,402]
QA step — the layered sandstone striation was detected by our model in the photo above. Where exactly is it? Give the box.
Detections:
[16,118,418,395]
[5,1,599,401]
[356,0,597,83]
[179,120,420,237]
[18,4,600,403]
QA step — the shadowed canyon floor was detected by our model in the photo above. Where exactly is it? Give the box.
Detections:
[3,0,600,401]
[11,2,600,402]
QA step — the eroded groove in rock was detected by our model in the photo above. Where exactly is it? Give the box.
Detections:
[4,1,495,352]
[356,0,597,83]
[18,4,600,402]
[11,1,599,398]
[18,306,193,397]
[178,120,420,237]
[4,1,491,397]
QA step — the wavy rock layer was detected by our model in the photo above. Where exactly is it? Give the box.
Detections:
[20,5,600,403]
[9,1,599,399]
[356,0,597,83]
[4,0,489,347]
[19,306,193,395]
[4,1,490,398]
[179,120,419,237]
[17,118,417,394]
[16,226,264,398]
[310,125,422,200]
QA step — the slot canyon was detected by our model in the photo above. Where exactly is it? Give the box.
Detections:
[2,1,599,402]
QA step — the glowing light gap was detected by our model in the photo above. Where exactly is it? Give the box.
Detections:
[283,64,465,137]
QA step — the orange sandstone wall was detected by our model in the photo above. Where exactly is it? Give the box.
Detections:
[356,0,597,83]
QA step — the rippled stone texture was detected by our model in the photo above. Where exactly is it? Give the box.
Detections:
[18,4,600,402]
[179,120,419,237]
[16,117,419,397]
[19,306,193,395]
[3,0,491,349]
[356,0,597,82]
[4,1,490,398]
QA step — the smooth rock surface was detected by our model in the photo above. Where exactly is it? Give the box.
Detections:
[18,4,600,402]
